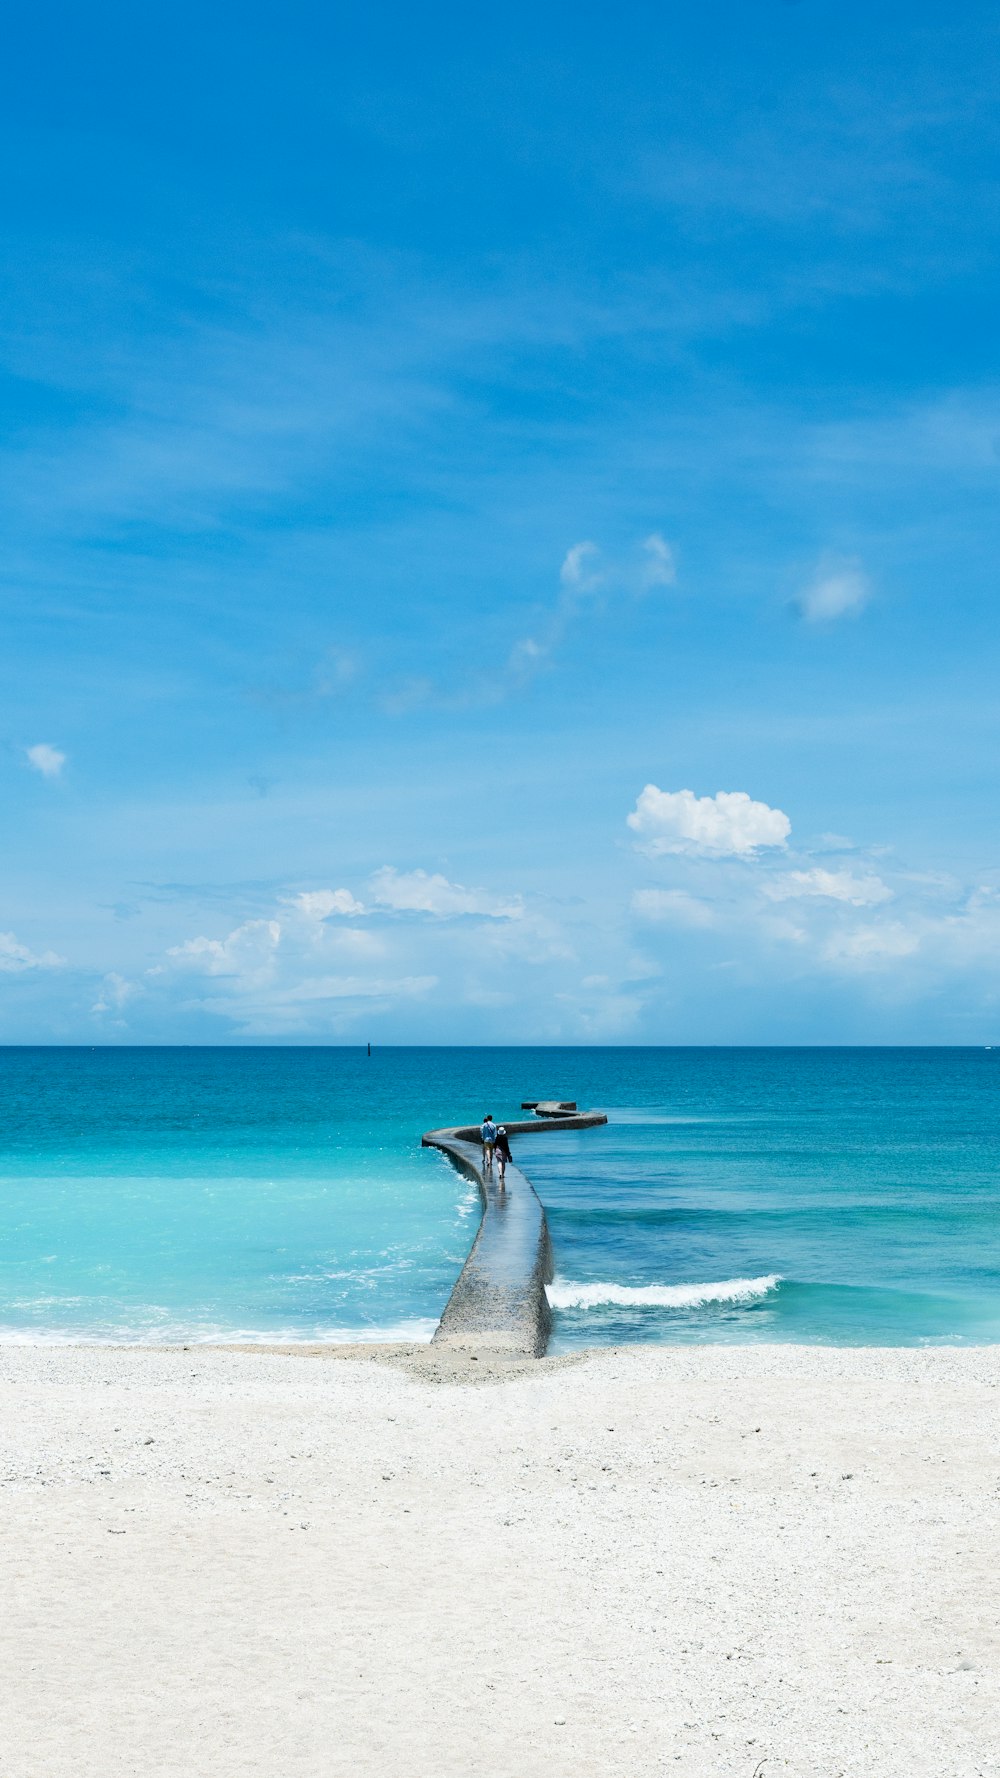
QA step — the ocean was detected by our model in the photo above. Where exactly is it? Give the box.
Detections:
[1,1047,998,1348]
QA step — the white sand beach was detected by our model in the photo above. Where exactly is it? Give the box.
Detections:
[1,1342,998,1777]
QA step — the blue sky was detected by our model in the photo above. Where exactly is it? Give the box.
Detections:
[4,0,1000,1042]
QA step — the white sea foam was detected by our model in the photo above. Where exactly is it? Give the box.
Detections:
[0,1318,440,1347]
[546,1274,781,1311]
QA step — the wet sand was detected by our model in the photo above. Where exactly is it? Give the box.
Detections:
[1,1341,997,1776]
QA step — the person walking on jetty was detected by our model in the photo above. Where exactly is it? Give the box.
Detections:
[495,1125,513,1189]
[481,1114,498,1172]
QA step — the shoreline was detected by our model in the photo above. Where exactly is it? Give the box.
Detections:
[4,1333,1000,1395]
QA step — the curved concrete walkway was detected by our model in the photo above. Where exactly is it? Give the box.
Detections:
[421,1112,607,1357]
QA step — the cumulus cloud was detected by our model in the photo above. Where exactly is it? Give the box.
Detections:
[631,888,715,927]
[158,869,525,1036]
[0,931,66,972]
[764,867,892,907]
[369,867,523,920]
[157,899,435,1033]
[167,918,281,978]
[628,784,791,858]
[797,563,870,623]
[25,743,66,778]
[288,889,366,919]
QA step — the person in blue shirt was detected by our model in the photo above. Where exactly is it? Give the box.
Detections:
[481,1115,498,1172]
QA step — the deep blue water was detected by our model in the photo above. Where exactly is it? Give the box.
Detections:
[0,1047,998,1346]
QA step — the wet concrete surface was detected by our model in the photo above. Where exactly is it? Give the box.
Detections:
[421,1113,607,1357]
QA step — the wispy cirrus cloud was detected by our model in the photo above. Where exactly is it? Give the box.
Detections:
[764,867,892,907]
[507,533,678,687]
[284,869,525,922]
[241,972,437,1012]
[559,539,603,595]
[287,888,366,919]
[246,649,360,713]
[369,867,523,920]
[821,921,921,965]
[376,533,678,711]
[631,888,715,927]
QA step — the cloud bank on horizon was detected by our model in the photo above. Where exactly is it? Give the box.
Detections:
[11,787,1000,1041]
[4,0,1000,1042]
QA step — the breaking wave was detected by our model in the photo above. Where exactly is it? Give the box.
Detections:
[546,1274,781,1311]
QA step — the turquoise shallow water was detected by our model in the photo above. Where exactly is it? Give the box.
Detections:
[1,1047,998,1346]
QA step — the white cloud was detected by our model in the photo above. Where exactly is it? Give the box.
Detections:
[765,867,892,907]
[797,563,870,623]
[25,743,66,778]
[155,871,562,1035]
[92,972,140,1015]
[640,532,677,589]
[628,784,791,857]
[0,931,66,972]
[631,888,715,927]
[167,918,281,978]
[507,541,603,685]
[289,888,366,919]
[158,901,432,1033]
[823,922,920,965]
[559,539,603,593]
[369,867,523,920]
[508,534,677,687]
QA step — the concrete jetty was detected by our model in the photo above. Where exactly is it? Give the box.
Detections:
[421,1110,607,1357]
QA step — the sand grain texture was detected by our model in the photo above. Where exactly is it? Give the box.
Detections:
[0,1344,998,1776]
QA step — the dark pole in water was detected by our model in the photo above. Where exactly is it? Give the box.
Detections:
[367,1041,371,1057]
